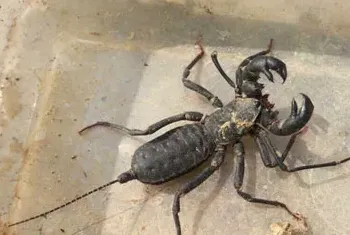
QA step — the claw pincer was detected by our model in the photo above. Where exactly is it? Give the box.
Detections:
[242,56,287,83]
[237,52,313,136]
[268,93,314,136]
[238,55,287,98]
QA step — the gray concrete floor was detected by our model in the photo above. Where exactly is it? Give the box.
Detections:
[1,0,350,234]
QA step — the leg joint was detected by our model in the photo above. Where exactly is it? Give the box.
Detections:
[182,68,190,79]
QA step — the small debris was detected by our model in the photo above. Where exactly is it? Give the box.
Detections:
[127,32,135,40]
[217,30,231,41]
[144,62,148,66]
[202,5,213,14]
[60,228,65,233]
[71,155,77,160]
[269,222,291,235]
[15,78,20,81]
[90,32,101,36]
[268,214,308,235]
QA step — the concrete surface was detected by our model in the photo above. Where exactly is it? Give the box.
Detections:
[1,0,350,235]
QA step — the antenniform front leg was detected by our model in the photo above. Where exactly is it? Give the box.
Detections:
[182,42,223,108]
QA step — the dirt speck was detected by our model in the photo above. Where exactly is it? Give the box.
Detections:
[2,83,22,119]
[0,155,16,173]
[20,139,48,168]
[90,32,101,36]
[201,5,213,14]
[9,137,24,154]
[127,32,135,40]
[339,130,350,137]
[0,138,23,173]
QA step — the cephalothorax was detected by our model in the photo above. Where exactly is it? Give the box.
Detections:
[8,40,350,235]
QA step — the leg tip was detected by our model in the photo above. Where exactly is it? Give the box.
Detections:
[77,128,86,135]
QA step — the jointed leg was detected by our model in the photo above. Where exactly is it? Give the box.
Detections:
[182,43,223,108]
[283,156,350,172]
[254,133,278,167]
[280,133,298,162]
[254,129,300,167]
[256,129,350,172]
[172,146,226,235]
[279,126,309,162]
[233,142,300,219]
[78,111,204,136]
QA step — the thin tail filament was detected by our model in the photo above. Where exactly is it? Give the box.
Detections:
[8,170,135,227]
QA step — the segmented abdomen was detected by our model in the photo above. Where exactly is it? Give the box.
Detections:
[131,123,216,184]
